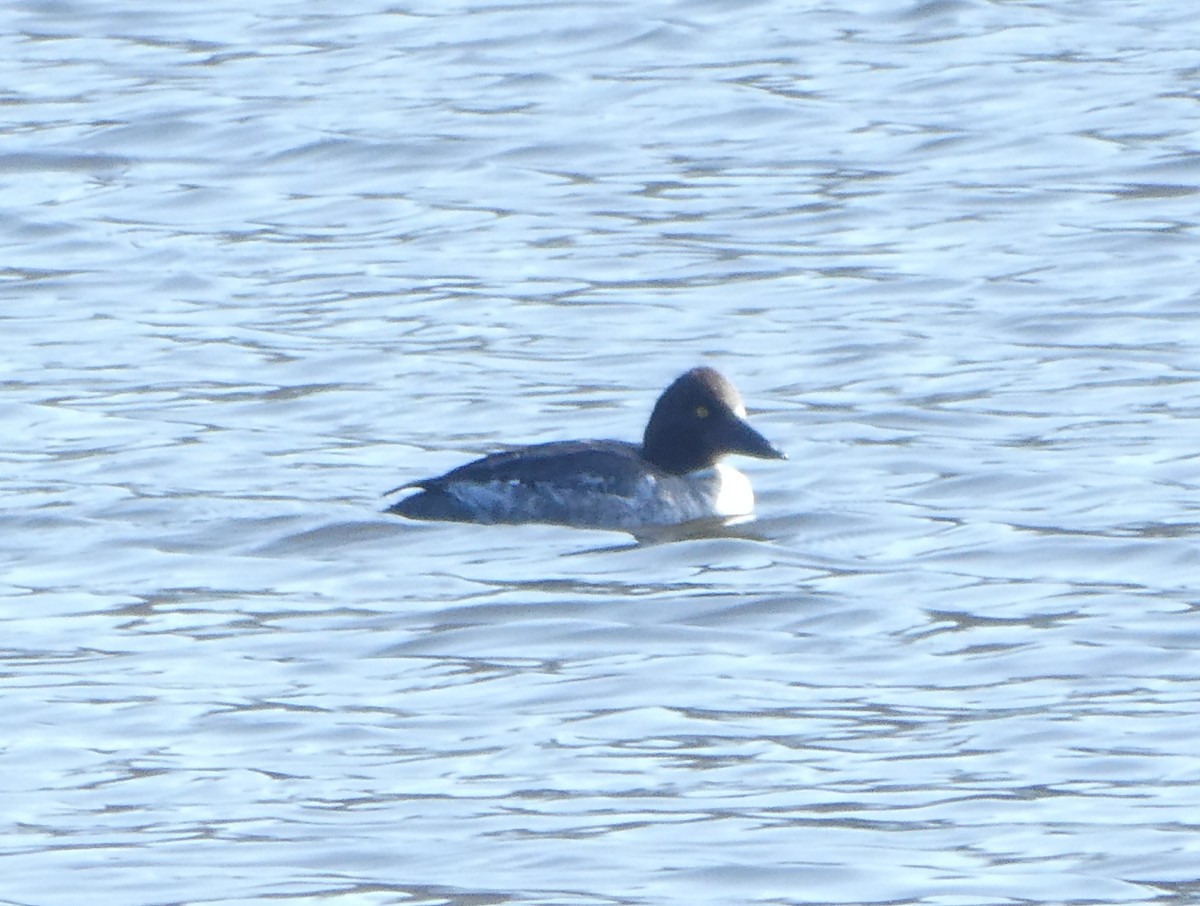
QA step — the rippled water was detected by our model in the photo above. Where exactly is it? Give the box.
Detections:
[4,1,1200,904]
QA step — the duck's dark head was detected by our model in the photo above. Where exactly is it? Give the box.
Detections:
[641,367,786,475]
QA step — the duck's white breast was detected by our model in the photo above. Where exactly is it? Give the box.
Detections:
[710,463,755,517]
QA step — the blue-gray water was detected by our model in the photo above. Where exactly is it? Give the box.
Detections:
[4,1,1200,904]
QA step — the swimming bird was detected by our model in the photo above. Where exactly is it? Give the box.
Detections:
[385,366,785,531]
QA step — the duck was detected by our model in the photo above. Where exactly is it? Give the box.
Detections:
[385,366,785,531]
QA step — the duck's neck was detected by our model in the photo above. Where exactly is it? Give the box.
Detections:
[641,434,718,475]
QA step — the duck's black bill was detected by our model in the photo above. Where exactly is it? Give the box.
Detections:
[723,415,787,461]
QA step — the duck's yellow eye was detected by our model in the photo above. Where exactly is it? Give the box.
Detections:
[695,405,709,418]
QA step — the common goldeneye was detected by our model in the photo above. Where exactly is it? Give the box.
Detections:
[385,366,785,531]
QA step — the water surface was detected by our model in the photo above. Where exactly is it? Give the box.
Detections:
[3,1,1200,904]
